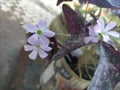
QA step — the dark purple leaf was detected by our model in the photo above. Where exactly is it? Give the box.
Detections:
[107,0,120,8]
[88,42,120,90]
[88,0,120,8]
[102,42,120,72]
[112,9,120,17]
[63,4,85,34]
[57,0,72,5]
[52,33,87,60]
[52,5,89,60]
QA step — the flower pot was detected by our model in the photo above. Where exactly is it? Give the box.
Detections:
[39,13,93,90]
[40,56,90,90]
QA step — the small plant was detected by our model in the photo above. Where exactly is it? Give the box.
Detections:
[24,20,55,59]
[24,0,120,90]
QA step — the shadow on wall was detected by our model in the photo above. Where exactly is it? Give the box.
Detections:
[0,7,26,90]
[0,0,61,90]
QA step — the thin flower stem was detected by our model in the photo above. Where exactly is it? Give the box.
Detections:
[78,66,82,81]
[85,62,92,79]
[88,45,97,67]
[90,56,97,67]
[57,40,64,45]
[84,1,89,21]
[56,33,71,37]
[90,13,97,21]
[97,8,102,19]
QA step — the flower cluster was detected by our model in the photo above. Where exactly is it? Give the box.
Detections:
[84,18,119,45]
[24,20,55,60]
[24,18,120,60]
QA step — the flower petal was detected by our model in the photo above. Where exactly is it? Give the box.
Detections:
[39,49,48,58]
[26,23,37,33]
[88,27,94,36]
[29,49,38,60]
[84,36,92,44]
[38,20,47,30]
[91,37,98,43]
[40,45,52,51]
[84,36,98,43]
[102,34,110,42]
[28,34,38,45]
[39,35,50,45]
[104,22,116,32]
[24,44,35,51]
[43,30,55,37]
[97,18,105,31]
[107,31,119,37]
[94,24,101,34]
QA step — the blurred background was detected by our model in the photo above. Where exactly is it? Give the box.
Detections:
[0,0,61,90]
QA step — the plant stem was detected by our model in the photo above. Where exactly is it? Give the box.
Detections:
[56,33,71,37]
[78,65,82,80]
[57,40,64,45]
[97,8,102,19]
[85,63,92,79]
[84,1,89,21]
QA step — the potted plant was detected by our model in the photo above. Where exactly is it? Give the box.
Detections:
[23,0,120,90]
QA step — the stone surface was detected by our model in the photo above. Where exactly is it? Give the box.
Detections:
[0,11,26,90]
[0,0,61,24]
[0,0,61,90]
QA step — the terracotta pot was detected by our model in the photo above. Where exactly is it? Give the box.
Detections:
[59,58,90,89]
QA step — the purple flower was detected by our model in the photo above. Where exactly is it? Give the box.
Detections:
[84,27,99,44]
[26,20,55,45]
[24,39,52,60]
[94,18,119,42]
[84,18,119,44]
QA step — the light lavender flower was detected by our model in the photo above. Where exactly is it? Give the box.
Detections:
[84,18,119,44]
[94,18,119,42]
[26,20,55,45]
[84,26,99,44]
[24,39,52,60]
